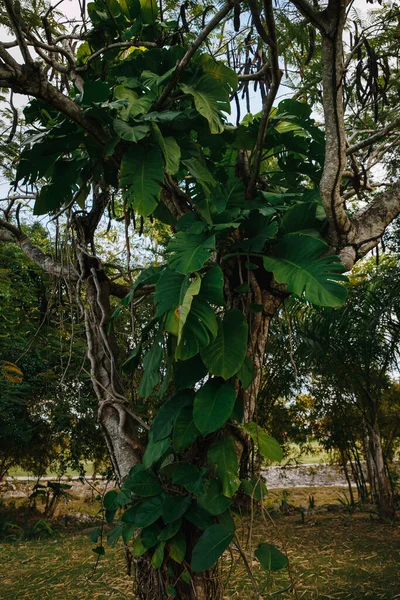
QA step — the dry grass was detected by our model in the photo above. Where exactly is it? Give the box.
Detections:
[265,486,355,507]
[225,511,400,599]
[0,531,133,599]
[0,490,399,600]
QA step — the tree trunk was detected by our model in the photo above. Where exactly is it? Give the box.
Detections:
[77,247,143,482]
[135,557,220,600]
[339,448,355,505]
[242,282,282,422]
[362,423,377,501]
[368,419,395,519]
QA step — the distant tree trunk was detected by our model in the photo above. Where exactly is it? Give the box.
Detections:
[0,458,15,481]
[362,423,377,501]
[339,448,355,504]
[368,419,395,519]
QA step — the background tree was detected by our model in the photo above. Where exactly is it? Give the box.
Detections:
[291,257,400,517]
[0,228,108,477]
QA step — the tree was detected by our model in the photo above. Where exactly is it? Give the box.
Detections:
[0,230,108,477]
[293,258,400,517]
[1,0,400,597]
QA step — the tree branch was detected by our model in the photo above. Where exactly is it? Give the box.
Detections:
[3,0,34,65]
[238,61,270,82]
[340,182,400,268]
[0,59,109,146]
[347,116,400,155]
[153,1,234,111]
[316,0,352,243]
[0,218,79,279]
[289,0,327,32]
[246,0,282,201]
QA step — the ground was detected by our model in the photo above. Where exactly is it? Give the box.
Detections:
[0,487,399,599]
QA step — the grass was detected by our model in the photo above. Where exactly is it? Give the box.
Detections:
[0,531,133,599]
[0,486,399,600]
[8,462,96,479]
[227,511,400,599]
[0,512,398,599]
[265,486,356,507]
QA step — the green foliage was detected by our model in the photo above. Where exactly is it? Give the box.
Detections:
[201,310,248,379]
[263,234,348,308]
[243,422,283,463]
[191,524,234,572]
[193,380,236,435]
[181,76,231,134]
[120,146,164,216]
[1,0,364,585]
[208,437,240,497]
[255,543,288,571]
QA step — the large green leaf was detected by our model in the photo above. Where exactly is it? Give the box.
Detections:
[182,158,217,197]
[199,267,225,306]
[243,422,282,463]
[141,523,163,548]
[200,55,238,94]
[201,309,248,379]
[167,232,215,274]
[158,519,182,542]
[154,268,189,317]
[169,531,186,564]
[241,478,268,502]
[185,505,214,530]
[151,390,194,442]
[181,76,230,134]
[194,380,236,436]
[142,434,170,469]
[174,354,208,390]
[198,479,232,515]
[152,541,165,568]
[172,464,207,495]
[191,524,234,572]
[120,145,164,216]
[263,233,348,308]
[125,470,161,497]
[113,86,152,120]
[255,543,288,571]
[162,496,191,524]
[172,406,200,451]
[176,296,218,361]
[177,274,201,345]
[279,201,320,235]
[207,436,240,498]
[151,124,181,175]
[140,0,158,23]
[113,119,150,142]
[139,332,163,398]
[135,495,165,527]
[236,356,254,390]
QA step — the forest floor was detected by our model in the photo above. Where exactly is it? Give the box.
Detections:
[0,487,399,600]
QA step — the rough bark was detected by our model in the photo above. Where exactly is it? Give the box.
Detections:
[243,285,283,421]
[77,247,143,482]
[135,555,220,600]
